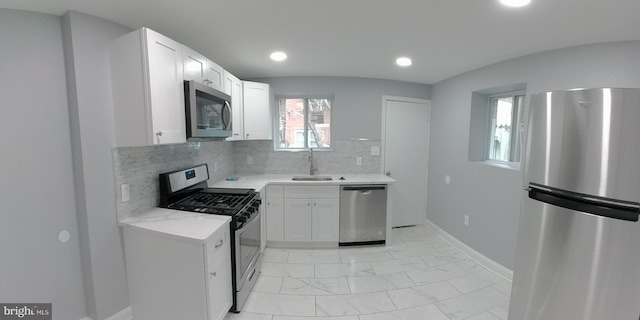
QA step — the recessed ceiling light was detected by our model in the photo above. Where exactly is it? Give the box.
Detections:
[270,51,287,62]
[396,57,412,67]
[499,0,531,7]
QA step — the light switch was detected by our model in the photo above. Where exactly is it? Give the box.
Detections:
[371,146,381,156]
[121,184,130,202]
[356,157,362,165]
[213,162,218,172]
[247,156,253,165]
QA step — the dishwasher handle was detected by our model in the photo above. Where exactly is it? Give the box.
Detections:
[341,185,387,192]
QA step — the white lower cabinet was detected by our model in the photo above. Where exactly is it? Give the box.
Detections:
[284,198,314,242]
[123,221,232,320]
[311,198,340,242]
[265,185,285,242]
[266,199,285,242]
[280,186,339,246]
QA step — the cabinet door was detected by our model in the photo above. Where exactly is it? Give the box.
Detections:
[224,71,244,141]
[284,199,312,242]
[182,46,207,83]
[311,199,339,242]
[243,81,272,140]
[145,29,186,144]
[206,230,232,320]
[266,197,285,242]
[205,60,224,91]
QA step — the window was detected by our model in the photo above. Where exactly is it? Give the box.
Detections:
[487,93,525,163]
[276,97,332,149]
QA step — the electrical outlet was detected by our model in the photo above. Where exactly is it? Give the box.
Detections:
[247,156,253,165]
[121,184,130,202]
[356,157,362,165]
[213,162,218,172]
[464,215,469,226]
[371,146,381,156]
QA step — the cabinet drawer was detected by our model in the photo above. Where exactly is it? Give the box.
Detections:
[284,186,339,199]
[266,185,284,198]
[206,228,228,259]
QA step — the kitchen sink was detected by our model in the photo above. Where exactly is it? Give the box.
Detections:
[291,175,333,181]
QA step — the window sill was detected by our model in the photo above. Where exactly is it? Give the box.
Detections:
[274,148,334,152]
[472,160,521,171]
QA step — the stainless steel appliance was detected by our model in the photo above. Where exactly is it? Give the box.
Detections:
[339,185,387,245]
[508,88,640,320]
[184,80,232,139]
[159,164,261,313]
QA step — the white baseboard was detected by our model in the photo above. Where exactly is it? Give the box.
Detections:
[106,307,133,320]
[424,218,513,282]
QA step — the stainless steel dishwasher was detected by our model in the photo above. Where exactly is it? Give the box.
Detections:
[339,185,387,245]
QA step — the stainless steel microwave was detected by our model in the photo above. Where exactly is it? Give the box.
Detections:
[184,80,232,139]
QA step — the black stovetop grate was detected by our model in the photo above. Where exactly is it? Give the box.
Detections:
[174,191,248,210]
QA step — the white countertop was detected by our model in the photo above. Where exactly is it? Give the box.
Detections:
[208,173,395,191]
[119,174,391,239]
[119,207,230,243]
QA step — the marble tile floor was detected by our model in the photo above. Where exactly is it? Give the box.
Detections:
[224,225,511,320]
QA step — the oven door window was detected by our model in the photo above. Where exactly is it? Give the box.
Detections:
[196,91,230,130]
[238,214,260,278]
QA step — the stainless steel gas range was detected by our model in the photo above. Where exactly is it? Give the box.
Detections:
[159,164,261,313]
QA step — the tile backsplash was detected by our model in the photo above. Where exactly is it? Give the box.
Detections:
[112,139,382,220]
[233,139,382,174]
[112,141,234,221]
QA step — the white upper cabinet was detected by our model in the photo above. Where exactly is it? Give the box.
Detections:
[182,45,223,91]
[243,81,272,140]
[182,46,207,83]
[205,60,224,92]
[223,71,244,141]
[109,28,186,147]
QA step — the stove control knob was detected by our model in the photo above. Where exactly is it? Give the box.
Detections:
[237,216,247,223]
[252,199,262,206]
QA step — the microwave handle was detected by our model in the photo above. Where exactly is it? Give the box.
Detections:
[222,101,232,130]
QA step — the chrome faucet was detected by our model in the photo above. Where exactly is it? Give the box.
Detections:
[308,148,318,175]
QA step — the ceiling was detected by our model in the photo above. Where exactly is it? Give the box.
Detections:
[2,0,639,84]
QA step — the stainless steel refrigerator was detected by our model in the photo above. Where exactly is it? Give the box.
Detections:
[508,88,640,320]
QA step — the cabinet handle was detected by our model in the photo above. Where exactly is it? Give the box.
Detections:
[313,203,317,206]
[214,239,224,249]
[210,272,217,277]
[307,203,311,206]
[156,131,163,136]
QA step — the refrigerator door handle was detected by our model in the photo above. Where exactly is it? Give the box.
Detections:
[528,183,640,222]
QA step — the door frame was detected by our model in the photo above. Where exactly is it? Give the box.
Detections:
[381,95,432,227]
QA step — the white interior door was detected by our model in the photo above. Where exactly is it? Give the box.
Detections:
[383,97,430,227]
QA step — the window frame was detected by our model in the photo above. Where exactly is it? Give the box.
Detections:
[485,91,525,165]
[274,95,334,151]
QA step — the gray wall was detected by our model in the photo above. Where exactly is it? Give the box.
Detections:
[427,41,640,269]
[62,11,132,320]
[0,9,87,320]
[254,76,432,140]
